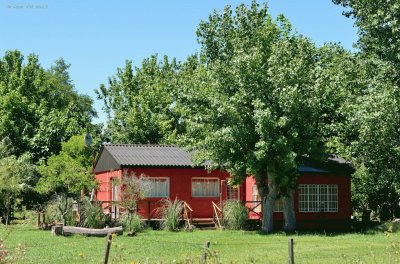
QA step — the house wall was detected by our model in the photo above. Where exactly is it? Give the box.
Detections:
[95,167,351,229]
[96,167,230,219]
[96,169,122,212]
[245,173,351,229]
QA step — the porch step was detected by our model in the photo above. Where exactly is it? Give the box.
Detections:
[192,218,216,230]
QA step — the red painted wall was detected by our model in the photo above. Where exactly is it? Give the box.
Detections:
[95,167,351,229]
[96,170,122,211]
[245,173,351,229]
[96,167,230,219]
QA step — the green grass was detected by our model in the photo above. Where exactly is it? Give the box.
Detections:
[1,223,400,264]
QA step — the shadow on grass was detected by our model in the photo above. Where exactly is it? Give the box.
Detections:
[249,219,398,237]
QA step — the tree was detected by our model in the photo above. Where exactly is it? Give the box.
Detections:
[333,0,400,83]
[0,139,38,226]
[118,172,149,234]
[0,50,96,161]
[37,134,95,224]
[0,156,21,227]
[332,0,400,220]
[329,57,400,220]
[180,2,335,232]
[96,55,184,144]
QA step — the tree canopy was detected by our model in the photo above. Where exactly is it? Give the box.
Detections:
[96,55,184,144]
[37,134,94,198]
[333,0,400,82]
[177,2,347,232]
[0,50,96,161]
[333,0,400,220]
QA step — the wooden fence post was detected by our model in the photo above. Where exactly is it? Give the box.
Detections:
[200,241,210,264]
[288,238,294,264]
[103,233,112,264]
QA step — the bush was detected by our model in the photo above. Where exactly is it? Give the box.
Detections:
[120,213,145,233]
[223,200,248,230]
[375,220,400,233]
[158,198,183,231]
[81,198,106,229]
[44,197,74,226]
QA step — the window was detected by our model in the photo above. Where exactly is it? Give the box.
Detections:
[227,184,239,200]
[192,178,219,197]
[274,198,284,212]
[146,178,169,198]
[252,185,262,212]
[298,184,338,212]
[251,185,283,212]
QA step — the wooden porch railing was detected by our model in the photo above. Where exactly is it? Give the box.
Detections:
[243,201,262,219]
[212,201,223,230]
[182,201,193,229]
[100,200,120,220]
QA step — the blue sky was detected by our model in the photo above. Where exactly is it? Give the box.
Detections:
[0,0,357,124]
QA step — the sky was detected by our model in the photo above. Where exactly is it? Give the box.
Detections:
[0,0,358,124]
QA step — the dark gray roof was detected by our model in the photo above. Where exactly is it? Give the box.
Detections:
[94,144,195,173]
[94,144,353,175]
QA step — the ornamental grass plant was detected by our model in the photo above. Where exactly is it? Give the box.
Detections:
[223,200,248,230]
[81,199,106,229]
[158,198,184,231]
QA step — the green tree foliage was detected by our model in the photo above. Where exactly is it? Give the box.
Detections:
[37,134,94,197]
[0,139,38,225]
[180,2,341,232]
[333,0,400,220]
[0,156,21,226]
[330,58,400,219]
[37,134,95,224]
[0,50,95,161]
[0,154,37,226]
[96,56,184,144]
[333,0,400,82]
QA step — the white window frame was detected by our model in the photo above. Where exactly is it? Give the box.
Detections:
[298,184,338,212]
[145,177,170,198]
[192,177,220,197]
[227,184,240,200]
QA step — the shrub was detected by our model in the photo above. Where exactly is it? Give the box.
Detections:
[223,200,248,230]
[375,220,400,233]
[120,213,145,233]
[81,199,106,229]
[158,198,184,231]
[44,198,74,226]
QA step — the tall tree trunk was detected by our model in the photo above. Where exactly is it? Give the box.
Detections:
[260,176,277,233]
[283,189,296,232]
[3,195,12,229]
[5,202,10,229]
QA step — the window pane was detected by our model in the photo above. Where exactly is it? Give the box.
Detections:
[192,178,219,197]
[299,184,338,212]
[146,178,169,197]
[251,185,261,212]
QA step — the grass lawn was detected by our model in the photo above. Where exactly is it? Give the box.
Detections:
[1,223,399,264]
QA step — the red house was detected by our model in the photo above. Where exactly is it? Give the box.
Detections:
[94,144,353,230]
